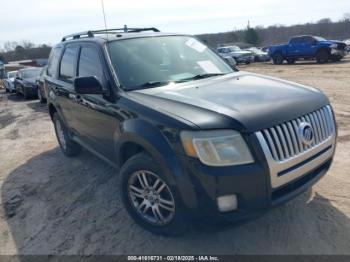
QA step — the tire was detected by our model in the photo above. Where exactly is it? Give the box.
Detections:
[331,57,341,62]
[5,88,9,93]
[120,152,188,236]
[52,112,81,157]
[272,53,284,64]
[287,59,295,64]
[23,87,30,100]
[15,88,21,96]
[38,87,46,103]
[245,61,250,65]
[316,49,329,64]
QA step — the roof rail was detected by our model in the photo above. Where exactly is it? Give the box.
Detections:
[61,27,160,42]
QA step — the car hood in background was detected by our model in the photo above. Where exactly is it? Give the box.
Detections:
[129,72,329,132]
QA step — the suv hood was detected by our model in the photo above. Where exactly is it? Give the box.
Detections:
[129,72,329,132]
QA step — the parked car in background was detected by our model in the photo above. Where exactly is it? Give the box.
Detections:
[4,71,18,93]
[217,46,253,64]
[46,27,336,235]
[269,35,347,64]
[344,39,350,53]
[36,66,47,103]
[222,56,237,68]
[246,47,271,62]
[14,67,42,99]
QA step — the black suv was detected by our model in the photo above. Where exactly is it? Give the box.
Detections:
[45,27,337,235]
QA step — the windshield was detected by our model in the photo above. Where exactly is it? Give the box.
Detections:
[22,68,41,78]
[107,36,233,90]
[8,72,17,78]
[314,36,326,41]
[229,46,241,52]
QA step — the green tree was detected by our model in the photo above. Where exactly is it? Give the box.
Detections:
[244,26,261,45]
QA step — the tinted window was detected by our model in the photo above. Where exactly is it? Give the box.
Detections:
[290,37,301,44]
[47,47,62,77]
[78,46,104,82]
[303,36,314,44]
[59,46,79,81]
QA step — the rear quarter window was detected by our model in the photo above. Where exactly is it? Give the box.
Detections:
[47,47,62,77]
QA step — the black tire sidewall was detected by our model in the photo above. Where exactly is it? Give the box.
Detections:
[273,53,283,64]
[52,113,81,157]
[316,50,329,63]
[119,153,187,236]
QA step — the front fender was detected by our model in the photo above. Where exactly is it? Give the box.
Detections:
[115,118,198,209]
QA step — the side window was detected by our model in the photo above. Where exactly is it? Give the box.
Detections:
[290,37,300,44]
[47,47,62,77]
[78,46,104,82]
[59,46,79,82]
[304,37,313,44]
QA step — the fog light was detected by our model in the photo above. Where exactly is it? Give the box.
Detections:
[217,194,238,212]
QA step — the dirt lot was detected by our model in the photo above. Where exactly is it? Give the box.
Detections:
[0,58,349,255]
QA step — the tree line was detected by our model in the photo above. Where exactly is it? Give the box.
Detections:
[197,14,350,48]
[1,14,350,63]
[0,41,51,63]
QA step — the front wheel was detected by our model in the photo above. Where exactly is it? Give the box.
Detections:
[316,50,329,64]
[53,112,81,157]
[120,152,188,236]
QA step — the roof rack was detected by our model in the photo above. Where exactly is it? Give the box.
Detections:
[61,26,160,42]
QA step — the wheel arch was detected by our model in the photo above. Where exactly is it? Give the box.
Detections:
[115,119,197,208]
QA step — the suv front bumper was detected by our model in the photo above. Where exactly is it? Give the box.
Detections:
[176,145,334,224]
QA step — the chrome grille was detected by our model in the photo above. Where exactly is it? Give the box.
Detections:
[261,106,334,162]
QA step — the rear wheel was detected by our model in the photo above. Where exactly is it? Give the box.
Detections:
[53,112,81,157]
[38,87,46,103]
[272,53,284,64]
[316,49,329,64]
[120,152,188,236]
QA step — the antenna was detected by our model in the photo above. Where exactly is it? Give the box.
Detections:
[101,0,109,40]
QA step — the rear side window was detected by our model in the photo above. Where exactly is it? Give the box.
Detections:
[59,46,79,82]
[47,47,62,77]
[78,46,104,82]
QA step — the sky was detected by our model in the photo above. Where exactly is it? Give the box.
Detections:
[0,0,349,47]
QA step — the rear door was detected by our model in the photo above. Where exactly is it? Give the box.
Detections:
[46,44,80,132]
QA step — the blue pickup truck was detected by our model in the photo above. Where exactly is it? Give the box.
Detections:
[269,35,347,64]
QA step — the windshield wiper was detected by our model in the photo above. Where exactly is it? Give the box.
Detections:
[128,81,171,91]
[177,73,226,82]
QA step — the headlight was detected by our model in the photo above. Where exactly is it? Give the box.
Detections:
[330,43,337,48]
[180,130,254,166]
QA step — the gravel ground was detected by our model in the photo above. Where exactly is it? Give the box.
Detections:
[0,57,349,255]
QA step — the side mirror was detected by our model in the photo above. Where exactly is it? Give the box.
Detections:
[74,76,106,94]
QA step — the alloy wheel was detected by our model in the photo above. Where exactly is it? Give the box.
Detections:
[128,170,175,225]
